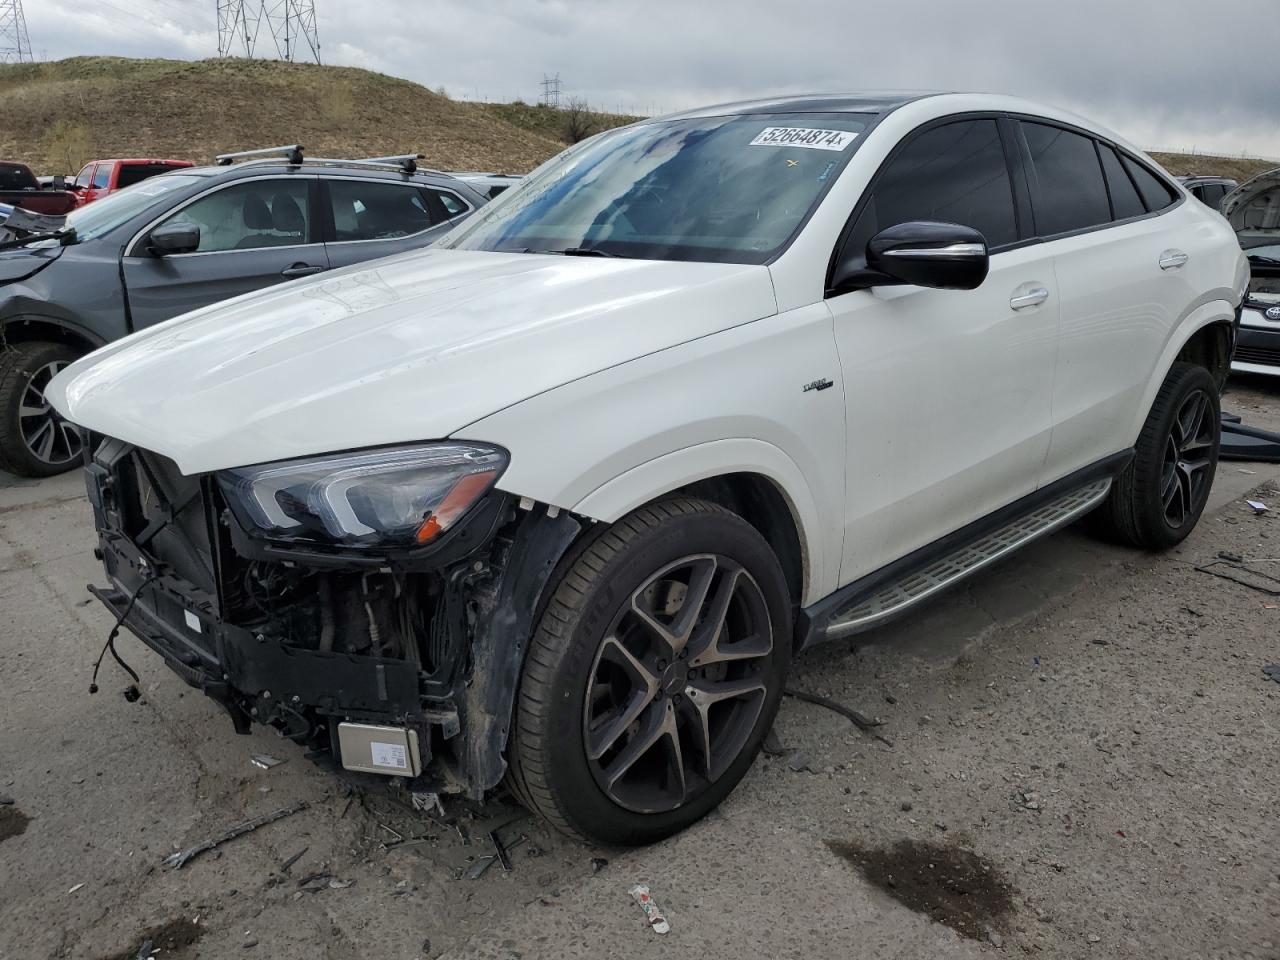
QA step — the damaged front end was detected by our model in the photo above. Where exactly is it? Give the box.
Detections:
[83,436,581,799]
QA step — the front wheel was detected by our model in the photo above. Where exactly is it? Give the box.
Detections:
[508,498,792,845]
[1096,361,1220,549]
[0,341,85,477]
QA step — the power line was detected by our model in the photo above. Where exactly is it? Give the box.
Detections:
[0,0,33,63]
[540,72,561,108]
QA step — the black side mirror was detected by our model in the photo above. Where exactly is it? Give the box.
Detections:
[149,222,200,256]
[831,220,990,294]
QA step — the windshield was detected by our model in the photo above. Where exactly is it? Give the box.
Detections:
[65,174,203,242]
[439,112,872,264]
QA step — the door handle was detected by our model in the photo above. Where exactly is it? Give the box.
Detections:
[281,263,325,278]
[1158,250,1189,270]
[1010,286,1050,310]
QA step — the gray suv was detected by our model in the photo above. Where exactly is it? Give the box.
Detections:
[0,147,487,476]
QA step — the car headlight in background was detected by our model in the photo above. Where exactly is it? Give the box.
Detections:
[218,443,508,550]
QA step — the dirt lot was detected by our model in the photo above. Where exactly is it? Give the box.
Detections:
[2,378,1278,960]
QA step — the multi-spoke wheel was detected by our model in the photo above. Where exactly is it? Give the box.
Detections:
[0,341,85,478]
[1096,361,1220,549]
[509,498,791,845]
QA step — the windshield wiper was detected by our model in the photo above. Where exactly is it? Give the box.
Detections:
[0,227,75,252]
[1248,254,1280,266]
[554,246,622,258]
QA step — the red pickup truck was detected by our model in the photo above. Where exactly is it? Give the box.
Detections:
[0,162,78,215]
[71,158,194,206]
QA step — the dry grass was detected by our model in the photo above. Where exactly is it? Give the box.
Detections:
[1149,151,1276,183]
[0,57,603,174]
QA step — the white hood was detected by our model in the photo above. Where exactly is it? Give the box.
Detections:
[1223,168,1280,241]
[49,249,776,474]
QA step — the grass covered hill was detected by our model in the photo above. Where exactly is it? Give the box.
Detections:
[0,57,637,175]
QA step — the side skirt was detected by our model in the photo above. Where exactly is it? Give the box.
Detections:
[797,451,1134,649]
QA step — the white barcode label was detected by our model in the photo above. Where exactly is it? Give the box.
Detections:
[184,610,201,633]
[749,127,858,151]
[370,741,407,769]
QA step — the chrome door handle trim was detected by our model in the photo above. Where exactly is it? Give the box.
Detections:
[1159,250,1189,270]
[1010,286,1049,310]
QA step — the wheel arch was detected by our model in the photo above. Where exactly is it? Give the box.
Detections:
[1129,300,1236,443]
[1,314,104,355]
[569,438,827,606]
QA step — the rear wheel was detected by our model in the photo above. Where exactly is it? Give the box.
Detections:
[508,498,791,845]
[1096,361,1220,549]
[0,341,85,477]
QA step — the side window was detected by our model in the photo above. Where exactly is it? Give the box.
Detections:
[159,179,312,254]
[1022,122,1111,235]
[1098,145,1145,220]
[1200,184,1226,209]
[328,180,434,241]
[1121,155,1179,212]
[427,189,469,218]
[848,119,1019,252]
[74,165,94,189]
[91,164,112,189]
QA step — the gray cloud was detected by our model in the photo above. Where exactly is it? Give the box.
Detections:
[22,0,1280,157]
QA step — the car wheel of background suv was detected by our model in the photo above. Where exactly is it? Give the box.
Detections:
[507,497,792,845]
[1096,361,1221,550]
[0,341,85,477]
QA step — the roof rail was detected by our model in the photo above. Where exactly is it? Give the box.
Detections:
[215,144,305,166]
[361,153,426,174]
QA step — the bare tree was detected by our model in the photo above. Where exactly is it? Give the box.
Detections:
[562,96,596,144]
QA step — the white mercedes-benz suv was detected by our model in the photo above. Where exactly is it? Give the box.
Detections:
[49,93,1248,845]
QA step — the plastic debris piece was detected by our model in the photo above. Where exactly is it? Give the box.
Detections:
[280,847,308,872]
[411,791,446,817]
[134,939,154,960]
[591,857,609,874]
[629,884,670,934]
[251,755,285,770]
[1263,664,1280,683]
[67,882,85,894]
[328,879,354,889]
[463,855,496,880]
[1246,500,1269,515]
[163,800,309,869]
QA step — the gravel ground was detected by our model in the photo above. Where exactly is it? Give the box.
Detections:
[0,376,1277,960]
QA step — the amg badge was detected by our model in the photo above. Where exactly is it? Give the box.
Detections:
[803,377,834,393]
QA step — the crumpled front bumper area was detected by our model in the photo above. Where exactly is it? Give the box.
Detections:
[82,435,580,798]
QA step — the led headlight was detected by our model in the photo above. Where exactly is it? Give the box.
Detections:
[218,443,508,550]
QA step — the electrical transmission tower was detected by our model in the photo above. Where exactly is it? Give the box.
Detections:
[217,1,320,64]
[540,73,562,108]
[0,0,33,64]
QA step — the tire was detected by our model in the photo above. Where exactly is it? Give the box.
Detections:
[508,497,792,845]
[0,341,86,478]
[1096,361,1220,550]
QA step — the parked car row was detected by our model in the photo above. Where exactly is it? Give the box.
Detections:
[39,94,1250,844]
[0,146,492,475]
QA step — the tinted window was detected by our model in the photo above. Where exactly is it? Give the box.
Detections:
[853,119,1019,249]
[160,179,312,253]
[1023,123,1111,235]
[429,189,467,217]
[117,164,180,189]
[1098,145,1145,220]
[92,164,111,189]
[73,165,93,189]
[329,180,434,241]
[1122,155,1178,212]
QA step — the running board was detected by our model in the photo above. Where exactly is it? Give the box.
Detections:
[813,477,1113,643]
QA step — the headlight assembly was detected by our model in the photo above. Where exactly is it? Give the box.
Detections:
[218,443,508,550]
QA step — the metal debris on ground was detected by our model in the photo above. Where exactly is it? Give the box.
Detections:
[280,847,308,872]
[135,939,154,960]
[1195,559,1280,597]
[629,884,671,935]
[67,882,85,894]
[328,879,354,889]
[591,857,609,874]
[162,800,309,869]
[1263,664,1280,683]
[785,687,894,747]
[251,755,285,770]
[1246,499,1269,515]
[411,791,447,817]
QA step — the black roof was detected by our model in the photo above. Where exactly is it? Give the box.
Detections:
[656,92,938,122]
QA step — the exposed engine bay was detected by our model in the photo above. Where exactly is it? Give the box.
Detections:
[84,436,581,799]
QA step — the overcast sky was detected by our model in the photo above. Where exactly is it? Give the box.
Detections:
[23,0,1280,158]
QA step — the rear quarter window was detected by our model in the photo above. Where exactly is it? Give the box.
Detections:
[1122,155,1179,212]
[1022,122,1111,236]
[1098,145,1145,220]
